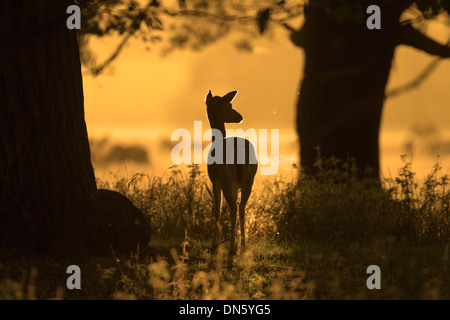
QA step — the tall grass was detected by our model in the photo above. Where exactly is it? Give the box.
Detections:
[96,164,281,241]
[97,156,449,246]
[1,156,449,299]
[88,156,449,299]
[273,155,450,244]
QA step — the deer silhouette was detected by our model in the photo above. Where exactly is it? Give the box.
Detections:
[205,90,258,265]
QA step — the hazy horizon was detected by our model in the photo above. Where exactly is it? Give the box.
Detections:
[82,19,450,181]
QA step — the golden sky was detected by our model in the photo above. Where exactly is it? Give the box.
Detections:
[82,19,450,179]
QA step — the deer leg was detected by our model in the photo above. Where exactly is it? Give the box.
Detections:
[229,199,238,257]
[212,183,222,249]
[239,184,253,253]
[222,185,238,258]
[238,203,246,253]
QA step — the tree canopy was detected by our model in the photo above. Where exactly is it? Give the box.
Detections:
[77,0,450,75]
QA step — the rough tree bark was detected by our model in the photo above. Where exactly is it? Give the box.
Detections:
[288,0,450,181]
[0,0,151,257]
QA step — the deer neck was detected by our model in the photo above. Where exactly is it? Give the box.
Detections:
[208,118,226,143]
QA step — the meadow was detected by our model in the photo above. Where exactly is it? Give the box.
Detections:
[0,156,449,300]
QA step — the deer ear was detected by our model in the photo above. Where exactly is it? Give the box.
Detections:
[205,90,213,103]
[223,90,238,104]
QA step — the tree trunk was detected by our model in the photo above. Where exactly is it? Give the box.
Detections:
[0,0,151,256]
[295,0,412,181]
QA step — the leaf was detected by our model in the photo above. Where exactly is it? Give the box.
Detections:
[150,0,160,7]
[145,17,153,28]
[416,0,442,16]
[257,8,271,34]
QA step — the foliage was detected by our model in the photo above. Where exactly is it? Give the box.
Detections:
[76,0,450,75]
[1,158,450,299]
[274,156,450,244]
[416,0,450,17]
[94,157,450,246]
[97,164,278,239]
[76,0,304,73]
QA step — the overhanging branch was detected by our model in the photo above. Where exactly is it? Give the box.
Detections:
[385,57,443,99]
[88,0,155,77]
[386,39,450,99]
[87,3,304,76]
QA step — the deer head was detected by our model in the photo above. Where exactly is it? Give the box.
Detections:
[205,90,243,124]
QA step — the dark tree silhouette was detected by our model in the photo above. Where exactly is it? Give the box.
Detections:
[0,0,151,256]
[286,0,450,180]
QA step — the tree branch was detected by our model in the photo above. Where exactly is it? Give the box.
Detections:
[88,3,304,76]
[282,22,297,33]
[386,25,450,99]
[90,30,135,76]
[385,54,444,99]
[283,22,307,47]
[88,0,154,77]
[162,4,303,25]
[399,24,450,57]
